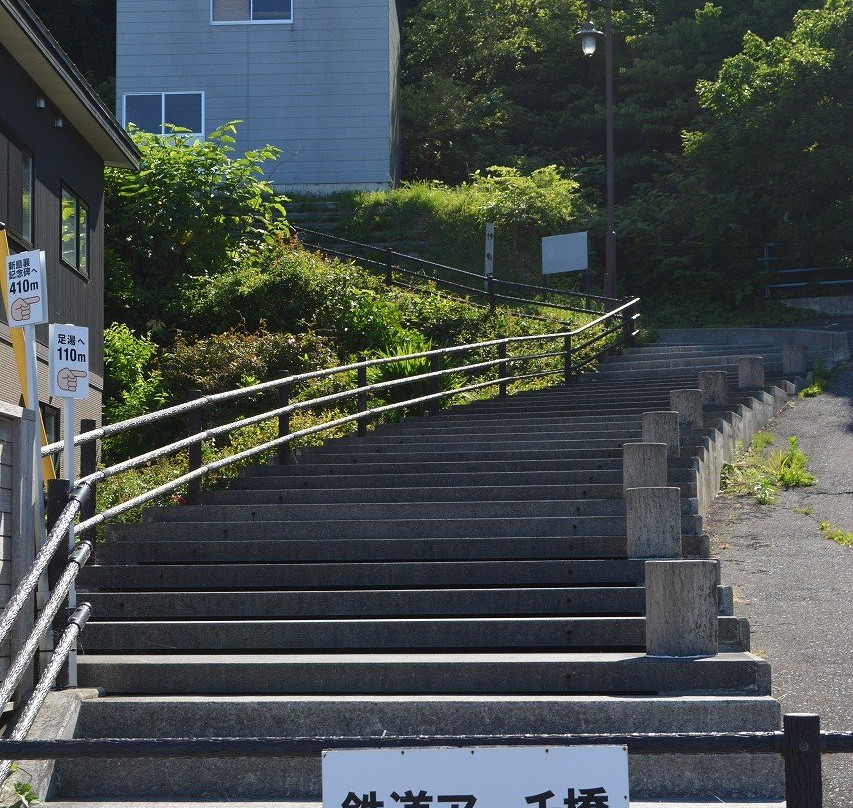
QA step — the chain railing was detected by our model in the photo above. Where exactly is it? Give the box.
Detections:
[0,298,641,787]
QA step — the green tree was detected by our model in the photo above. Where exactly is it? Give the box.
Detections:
[104,122,288,330]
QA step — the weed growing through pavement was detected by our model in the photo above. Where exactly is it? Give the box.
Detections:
[818,521,853,547]
[720,433,816,505]
[799,361,831,398]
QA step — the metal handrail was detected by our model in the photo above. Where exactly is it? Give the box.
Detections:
[42,298,641,456]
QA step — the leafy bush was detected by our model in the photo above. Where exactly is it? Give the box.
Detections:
[345,165,594,283]
[104,122,289,329]
[367,333,436,419]
[161,325,336,399]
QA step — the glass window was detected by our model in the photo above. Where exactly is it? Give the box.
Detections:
[21,150,33,243]
[124,92,204,136]
[211,0,291,22]
[212,0,249,20]
[124,94,162,133]
[61,186,89,277]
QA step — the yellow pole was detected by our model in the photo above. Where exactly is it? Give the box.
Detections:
[0,228,56,482]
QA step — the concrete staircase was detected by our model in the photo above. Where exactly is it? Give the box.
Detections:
[34,337,826,806]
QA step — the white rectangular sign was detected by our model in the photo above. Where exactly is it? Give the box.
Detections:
[542,232,588,276]
[323,746,629,808]
[484,223,495,277]
[49,324,90,400]
[5,249,48,326]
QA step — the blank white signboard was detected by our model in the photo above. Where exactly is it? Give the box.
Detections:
[542,232,588,275]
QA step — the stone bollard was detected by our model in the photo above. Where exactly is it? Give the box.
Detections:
[642,411,680,456]
[738,356,765,389]
[670,389,704,431]
[645,560,719,657]
[626,487,682,558]
[783,345,806,376]
[623,442,667,492]
[699,370,728,405]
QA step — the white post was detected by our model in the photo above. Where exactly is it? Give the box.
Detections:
[63,397,77,686]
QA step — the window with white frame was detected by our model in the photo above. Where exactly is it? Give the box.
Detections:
[211,0,292,23]
[123,92,205,137]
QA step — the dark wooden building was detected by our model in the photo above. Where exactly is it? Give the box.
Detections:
[0,0,139,429]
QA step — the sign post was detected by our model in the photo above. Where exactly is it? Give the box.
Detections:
[49,324,89,688]
[484,223,494,278]
[323,746,629,808]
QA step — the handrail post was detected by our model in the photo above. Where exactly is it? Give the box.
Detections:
[79,418,97,522]
[357,358,367,437]
[277,383,292,465]
[563,335,572,385]
[498,343,507,398]
[385,248,394,285]
[187,390,203,507]
[487,275,496,313]
[429,355,441,416]
[45,478,70,687]
[622,305,635,347]
[784,713,822,808]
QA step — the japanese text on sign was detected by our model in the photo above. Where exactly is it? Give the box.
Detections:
[49,324,90,400]
[5,250,47,326]
[323,747,628,808]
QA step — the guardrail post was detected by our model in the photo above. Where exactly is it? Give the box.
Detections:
[277,383,292,465]
[563,335,572,385]
[79,419,97,522]
[498,343,508,398]
[187,390,203,507]
[357,357,368,437]
[385,248,394,285]
[45,478,70,687]
[784,713,822,808]
[487,275,496,313]
[429,355,441,416]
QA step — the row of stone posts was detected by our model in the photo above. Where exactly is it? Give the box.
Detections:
[625,347,807,658]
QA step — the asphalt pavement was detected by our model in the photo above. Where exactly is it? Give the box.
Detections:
[708,363,853,806]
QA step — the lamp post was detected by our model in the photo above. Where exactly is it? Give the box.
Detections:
[576,1,616,298]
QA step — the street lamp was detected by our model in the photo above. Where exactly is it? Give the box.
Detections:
[576,2,616,298]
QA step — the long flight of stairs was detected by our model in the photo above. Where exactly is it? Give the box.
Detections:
[35,338,825,806]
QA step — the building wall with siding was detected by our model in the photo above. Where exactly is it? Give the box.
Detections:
[0,44,106,375]
[117,0,398,191]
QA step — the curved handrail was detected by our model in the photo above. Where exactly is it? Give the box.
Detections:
[42,298,640,457]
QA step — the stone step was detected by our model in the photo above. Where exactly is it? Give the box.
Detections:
[43,694,783,802]
[80,585,734,619]
[81,615,750,653]
[140,497,696,524]
[203,482,642,505]
[95,534,709,564]
[323,428,644,448]
[103,512,703,541]
[78,558,651,590]
[229,469,697,490]
[76,652,772,696]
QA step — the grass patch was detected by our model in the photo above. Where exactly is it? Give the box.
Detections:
[819,521,853,547]
[799,362,831,398]
[720,433,817,505]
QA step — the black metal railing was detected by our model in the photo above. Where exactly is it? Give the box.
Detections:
[293,225,614,317]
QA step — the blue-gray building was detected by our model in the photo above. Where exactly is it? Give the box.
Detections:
[116,0,400,191]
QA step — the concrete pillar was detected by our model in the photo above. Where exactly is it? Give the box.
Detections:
[642,411,680,456]
[669,389,703,431]
[783,345,806,376]
[699,371,728,405]
[738,356,765,389]
[623,442,667,491]
[626,487,681,558]
[645,560,719,657]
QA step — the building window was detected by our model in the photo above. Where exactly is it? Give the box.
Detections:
[211,0,292,23]
[123,92,204,137]
[21,150,33,243]
[61,185,88,277]
[3,137,35,247]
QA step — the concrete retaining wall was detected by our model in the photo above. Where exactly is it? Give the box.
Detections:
[780,295,853,316]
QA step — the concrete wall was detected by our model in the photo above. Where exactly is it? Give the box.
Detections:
[116,0,399,192]
[780,295,853,316]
